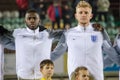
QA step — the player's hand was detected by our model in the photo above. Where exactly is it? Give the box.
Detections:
[92,23,104,32]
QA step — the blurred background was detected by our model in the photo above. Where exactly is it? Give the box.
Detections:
[0,0,120,80]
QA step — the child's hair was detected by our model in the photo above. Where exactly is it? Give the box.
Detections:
[71,66,94,80]
[26,9,38,14]
[74,66,88,77]
[40,59,54,69]
[76,1,92,9]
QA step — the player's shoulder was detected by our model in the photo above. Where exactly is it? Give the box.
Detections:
[66,26,78,33]
[13,28,26,35]
[14,28,25,32]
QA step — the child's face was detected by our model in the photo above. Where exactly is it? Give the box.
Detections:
[41,64,54,78]
[76,70,89,80]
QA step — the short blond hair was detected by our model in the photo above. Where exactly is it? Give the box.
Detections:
[76,1,92,10]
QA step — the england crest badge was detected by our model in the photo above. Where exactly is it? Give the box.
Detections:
[91,35,97,42]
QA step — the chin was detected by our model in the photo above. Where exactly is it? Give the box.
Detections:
[80,20,86,23]
[81,22,87,24]
[30,27,37,30]
[30,28,35,30]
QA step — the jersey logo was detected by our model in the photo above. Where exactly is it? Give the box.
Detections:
[91,35,97,42]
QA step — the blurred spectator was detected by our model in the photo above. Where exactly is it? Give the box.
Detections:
[34,0,47,25]
[72,0,80,9]
[89,0,98,21]
[16,0,29,18]
[62,3,73,29]
[28,0,34,9]
[47,1,62,30]
[97,0,110,22]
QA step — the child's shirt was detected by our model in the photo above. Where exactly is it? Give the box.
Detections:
[40,77,52,80]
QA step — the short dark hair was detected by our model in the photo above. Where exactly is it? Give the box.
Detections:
[40,59,54,69]
[26,9,38,14]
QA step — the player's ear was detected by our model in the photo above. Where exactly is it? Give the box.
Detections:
[90,13,93,19]
[74,13,78,20]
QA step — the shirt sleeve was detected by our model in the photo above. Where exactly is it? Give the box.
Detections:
[102,29,120,66]
[50,33,67,61]
[0,32,15,50]
[104,55,114,68]
[48,29,64,39]
[113,33,120,54]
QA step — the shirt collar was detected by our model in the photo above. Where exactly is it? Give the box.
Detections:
[76,23,94,32]
[41,78,52,80]
[26,26,39,33]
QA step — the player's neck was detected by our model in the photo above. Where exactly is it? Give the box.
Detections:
[79,23,89,27]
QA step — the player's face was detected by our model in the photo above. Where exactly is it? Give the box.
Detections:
[76,70,90,80]
[41,64,54,78]
[75,7,93,26]
[25,12,40,30]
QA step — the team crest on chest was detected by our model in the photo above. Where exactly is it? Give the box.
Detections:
[91,35,97,42]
